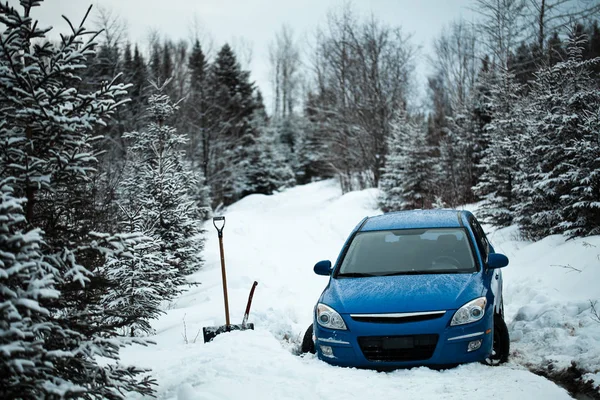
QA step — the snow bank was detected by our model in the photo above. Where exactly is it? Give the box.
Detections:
[485,224,600,386]
[121,181,579,399]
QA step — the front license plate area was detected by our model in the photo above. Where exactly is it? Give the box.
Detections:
[382,336,414,349]
[358,334,438,361]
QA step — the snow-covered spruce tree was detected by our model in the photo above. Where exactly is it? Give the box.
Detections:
[97,231,178,337]
[380,112,433,212]
[438,109,476,207]
[121,89,207,280]
[244,132,295,197]
[473,69,525,227]
[241,102,295,196]
[183,39,208,170]
[0,180,61,398]
[515,29,600,239]
[111,129,197,336]
[470,57,496,191]
[295,91,336,184]
[555,31,600,238]
[271,113,303,172]
[379,112,410,212]
[121,43,150,133]
[0,1,155,397]
[562,96,600,237]
[400,117,435,210]
[206,44,258,206]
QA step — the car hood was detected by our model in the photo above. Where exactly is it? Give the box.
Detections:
[321,273,483,314]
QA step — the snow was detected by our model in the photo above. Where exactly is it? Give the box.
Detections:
[120,180,593,399]
[482,223,600,384]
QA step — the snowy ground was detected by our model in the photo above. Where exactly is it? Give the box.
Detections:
[121,179,599,399]
[484,224,600,387]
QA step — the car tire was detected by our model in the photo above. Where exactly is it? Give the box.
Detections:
[484,314,510,366]
[301,323,316,354]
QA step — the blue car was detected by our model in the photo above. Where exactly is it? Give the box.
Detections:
[301,210,510,368]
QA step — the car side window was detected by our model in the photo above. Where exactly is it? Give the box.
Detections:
[469,217,490,262]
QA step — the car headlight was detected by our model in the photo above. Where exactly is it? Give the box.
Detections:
[451,297,487,326]
[316,303,347,330]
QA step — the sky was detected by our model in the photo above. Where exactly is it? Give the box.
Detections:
[19,0,476,110]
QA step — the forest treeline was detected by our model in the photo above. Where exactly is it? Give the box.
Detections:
[379,3,600,241]
[1,0,599,397]
[90,1,600,240]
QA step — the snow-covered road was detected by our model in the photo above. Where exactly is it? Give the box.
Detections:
[123,180,577,399]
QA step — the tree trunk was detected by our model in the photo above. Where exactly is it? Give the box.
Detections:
[538,0,546,53]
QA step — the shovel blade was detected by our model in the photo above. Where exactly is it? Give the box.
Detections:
[203,323,255,343]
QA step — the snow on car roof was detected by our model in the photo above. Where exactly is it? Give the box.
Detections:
[361,209,468,231]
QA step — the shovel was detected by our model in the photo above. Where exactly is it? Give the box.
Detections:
[203,216,258,343]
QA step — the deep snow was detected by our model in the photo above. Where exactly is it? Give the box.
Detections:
[484,224,600,387]
[121,179,599,399]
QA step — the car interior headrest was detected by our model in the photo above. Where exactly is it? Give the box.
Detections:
[437,234,460,247]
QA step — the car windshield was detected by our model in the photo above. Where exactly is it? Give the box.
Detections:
[336,228,477,277]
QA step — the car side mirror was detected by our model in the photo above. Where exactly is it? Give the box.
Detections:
[314,260,332,276]
[487,253,509,269]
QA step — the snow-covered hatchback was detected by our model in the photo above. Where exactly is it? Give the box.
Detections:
[302,210,510,368]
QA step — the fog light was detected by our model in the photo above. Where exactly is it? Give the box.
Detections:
[467,339,482,352]
[320,345,334,358]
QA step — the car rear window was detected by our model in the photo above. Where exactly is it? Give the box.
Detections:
[336,228,476,277]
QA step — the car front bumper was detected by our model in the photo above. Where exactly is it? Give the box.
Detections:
[314,309,494,368]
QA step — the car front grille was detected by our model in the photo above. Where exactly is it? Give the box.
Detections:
[358,334,438,362]
[351,311,445,324]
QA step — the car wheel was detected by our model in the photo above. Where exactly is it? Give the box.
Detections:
[301,323,315,354]
[484,314,509,366]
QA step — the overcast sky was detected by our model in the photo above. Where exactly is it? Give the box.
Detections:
[20,0,475,109]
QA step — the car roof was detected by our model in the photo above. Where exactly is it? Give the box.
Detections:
[360,209,471,231]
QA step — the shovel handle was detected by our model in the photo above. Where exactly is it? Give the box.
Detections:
[242,281,258,327]
[214,216,230,326]
[213,216,225,238]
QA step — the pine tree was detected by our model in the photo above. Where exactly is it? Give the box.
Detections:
[213,43,256,136]
[206,44,258,205]
[379,112,434,212]
[0,180,60,398]
[98,231,178,337]
[184,40,208,170]
[121,90,207,279]
[399,117,435,210]
[380,114,407,212]
[471,57,495,169]
[0,2,155,397]
[439,108,477,207]
[243,109,295,196]
[585,20,600,81]
[547,31,566,65]
[124,44,149,132]
[295,91,336,184]
[474,69,525,227]
[150,43,162,84]
[162,42,173,84]
[515,29,600,239]
[560,104,600,237]
[510,42,538,86]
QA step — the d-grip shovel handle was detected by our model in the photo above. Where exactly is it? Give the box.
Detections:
[213,216,230,326]
[213,216,225,238]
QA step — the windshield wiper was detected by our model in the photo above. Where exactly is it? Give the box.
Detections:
[379,270,468,276]
[336,272,377,278]
[377,271,417,276]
